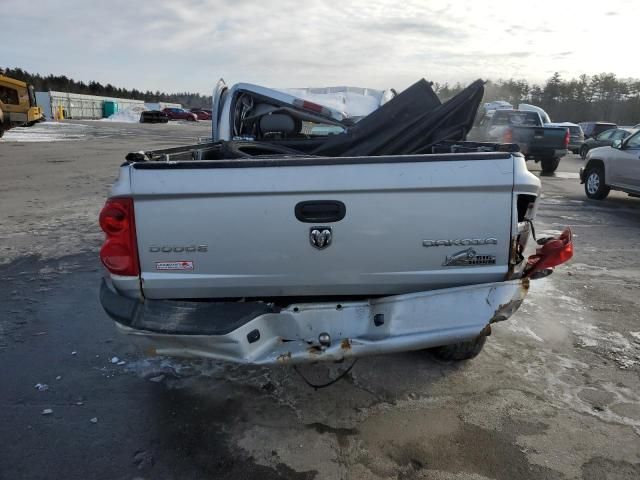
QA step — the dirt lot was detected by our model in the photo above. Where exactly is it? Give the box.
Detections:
[1,121,639,480]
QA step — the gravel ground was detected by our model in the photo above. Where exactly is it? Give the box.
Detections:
[1,121,639,480]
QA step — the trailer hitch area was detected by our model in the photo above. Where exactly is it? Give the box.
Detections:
[524,227,573,279]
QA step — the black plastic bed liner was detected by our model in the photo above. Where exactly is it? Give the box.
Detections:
[309,79,481,156]
[130,151,514,169]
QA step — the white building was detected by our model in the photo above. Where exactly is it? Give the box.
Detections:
[144,102,182,111]
[35,91,181,120]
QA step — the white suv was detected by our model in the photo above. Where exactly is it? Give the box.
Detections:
[581,130,640,199]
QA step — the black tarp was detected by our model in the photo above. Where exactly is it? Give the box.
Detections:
[311,78,485,157]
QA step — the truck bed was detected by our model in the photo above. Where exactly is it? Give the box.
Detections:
[110,148,539,300]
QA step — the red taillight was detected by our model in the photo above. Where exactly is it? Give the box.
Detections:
[301,100,324,113]
[292,98,332,117]
[99,203,128,235]
[502,128,513,144]
[99,198,139,276]
[563,128,570,148]
[525,228,573,277]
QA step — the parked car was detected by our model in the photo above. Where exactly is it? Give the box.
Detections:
[633,123,640,129]
[162,107,197,121]
[580,129,640,200]
[579,128,636,159]
[190,109,212,120]
[139,110,169,124]
[579,121,617,139]
[469,109,569,173]
[547,122,584,154]
[99,78,573,366]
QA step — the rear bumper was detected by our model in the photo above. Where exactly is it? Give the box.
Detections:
[524,148,567,159]
[101,277,530,365]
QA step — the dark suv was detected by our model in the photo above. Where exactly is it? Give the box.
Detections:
[579,121,617,139]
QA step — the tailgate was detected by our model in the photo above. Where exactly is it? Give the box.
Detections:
[131,155,515,299]
[527,126,567,149]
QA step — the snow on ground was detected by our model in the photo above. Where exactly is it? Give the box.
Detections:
[1,122,88,142]
[512,275,640,370]
[101,105,146,123]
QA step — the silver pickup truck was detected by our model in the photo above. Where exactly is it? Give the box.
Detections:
[99,79,573,365]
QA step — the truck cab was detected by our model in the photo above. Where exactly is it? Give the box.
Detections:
[211,79,393,143]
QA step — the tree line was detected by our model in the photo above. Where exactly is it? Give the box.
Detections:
[1,67,212,109]
[434,72,640,125]
[3,67,639,124]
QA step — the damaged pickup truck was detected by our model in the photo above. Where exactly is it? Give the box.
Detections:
[99,78,573,365]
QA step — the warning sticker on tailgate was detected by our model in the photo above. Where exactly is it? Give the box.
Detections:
[155,261,194,271]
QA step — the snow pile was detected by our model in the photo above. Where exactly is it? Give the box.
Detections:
[280,87,391,119]
[102,104,147,123]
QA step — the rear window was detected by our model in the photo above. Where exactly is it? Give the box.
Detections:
[569,126,581,134]
[626,131,640,148]
[492,111,540,126]
[303,122,345,136]
[0,86,20,105]
[594,123,616,134]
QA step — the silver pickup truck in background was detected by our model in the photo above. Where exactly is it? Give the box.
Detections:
[99,79,573,365]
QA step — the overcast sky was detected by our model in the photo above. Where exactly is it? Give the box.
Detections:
[2,0,636,94]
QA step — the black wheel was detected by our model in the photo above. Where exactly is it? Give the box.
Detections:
[430,334,487,361]
[541,157,560,174]
[580,145,589,159]
[584,167,610,200]
[221,140,306,158]
[0,126,4,138]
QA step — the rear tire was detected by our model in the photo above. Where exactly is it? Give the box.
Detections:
[430,334,487,361]
[541,157,560,174]
[584,167,610,200]
[0,126,4,138]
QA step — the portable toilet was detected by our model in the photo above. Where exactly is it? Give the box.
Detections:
[103,101,118,118]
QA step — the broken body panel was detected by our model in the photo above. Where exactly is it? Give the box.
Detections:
[102,277,530,365]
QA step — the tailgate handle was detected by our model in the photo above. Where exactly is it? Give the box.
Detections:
[295,201,346,223]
